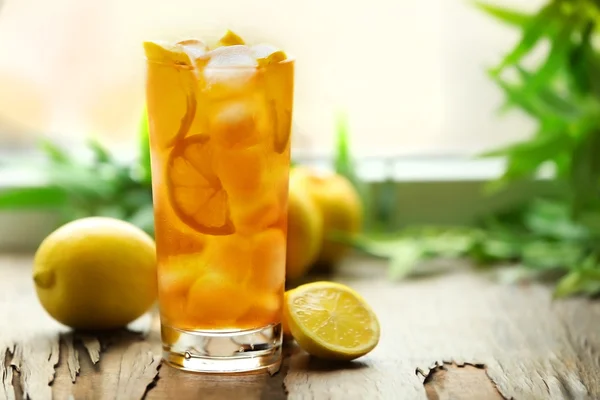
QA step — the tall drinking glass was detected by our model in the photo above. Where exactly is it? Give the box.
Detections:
[144,38,294,374]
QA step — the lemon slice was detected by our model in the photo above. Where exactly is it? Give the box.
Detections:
[166,135,235,235]
[143,41,192,66]
[252,44,287,66]
[284,281,380,361]
[218,30,245,46]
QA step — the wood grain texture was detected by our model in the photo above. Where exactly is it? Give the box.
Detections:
[1,342,15,400]
[0,256,66,400]
[1,253,600,399]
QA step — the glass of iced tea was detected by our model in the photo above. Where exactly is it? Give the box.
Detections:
[144,31,294,374]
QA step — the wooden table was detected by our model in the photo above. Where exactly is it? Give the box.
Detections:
[1,254,599,400]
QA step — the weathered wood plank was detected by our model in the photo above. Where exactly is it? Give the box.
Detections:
[0,256,66,400]
[63,334,79,383]
[553,299,600,399]
[55,330,160,400]
[11,333,60,400]
[80,336,101,365]
[0,342,15,400]
[112,342,161,400]
[424,364,504,400]
[52,336,76,400]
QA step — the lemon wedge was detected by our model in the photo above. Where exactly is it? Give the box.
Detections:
[143,41,192,66]
[252,44,287,66]
[218,30,246,46]
[284,282,380,361]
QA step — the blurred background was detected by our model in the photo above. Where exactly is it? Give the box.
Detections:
[0,0,540,156]
[2,0,600,297]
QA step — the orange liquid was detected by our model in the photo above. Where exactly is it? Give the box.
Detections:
[146,50,294,331]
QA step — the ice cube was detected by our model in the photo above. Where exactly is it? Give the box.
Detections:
[207,45,257,68]
[211,101,258,147]
[177,39,209,60]
[204,45,258,98]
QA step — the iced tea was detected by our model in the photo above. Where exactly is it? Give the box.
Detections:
[144,31,293,373]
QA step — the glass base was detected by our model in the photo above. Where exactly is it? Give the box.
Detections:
[161,322,283,374]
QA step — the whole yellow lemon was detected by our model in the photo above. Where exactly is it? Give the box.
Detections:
[285,169,323,281]
[33,217,157,330]
[292,167,363,268]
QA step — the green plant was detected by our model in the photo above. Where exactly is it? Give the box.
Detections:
[471,0,600,296]
[0,109,155,235]
[335,0,600,297]
[477,0,600,215]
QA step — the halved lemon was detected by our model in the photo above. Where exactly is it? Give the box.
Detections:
[166,135,234,235]
[284,281,380,361]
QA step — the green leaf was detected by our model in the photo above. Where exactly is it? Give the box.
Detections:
[521,240,582,270]
[473,1,531,28]
[87,138,112,165]
[136,107,152,185]
[490,2,561,75]
[46,164,117,201]
[331,112,375,231]
[554,261,600,298]
[522,24,573,93]
[490,75,544,118]
[343,233,406,258]
[38,139,72,165]
[491,72,575,126]
[576,209,600,239]
[523,199,588,241]
[419,230,477,258]
[346,227,479,268]
[514,67,580,121]
[482,127,571,192]
[0,186,68,209]
[554,270,581,298]
[333,112,358,186]
[388,242,425,280]
[570,130,600,215]
[566,21,600,97]
[468,235,522,264]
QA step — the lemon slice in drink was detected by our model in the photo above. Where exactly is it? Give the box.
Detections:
[251,44,287,67]
[284,281,380,361]
[143,41,193,66]
[218,30,245,46]
[143,41,198,148]
[166,135,235,235]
